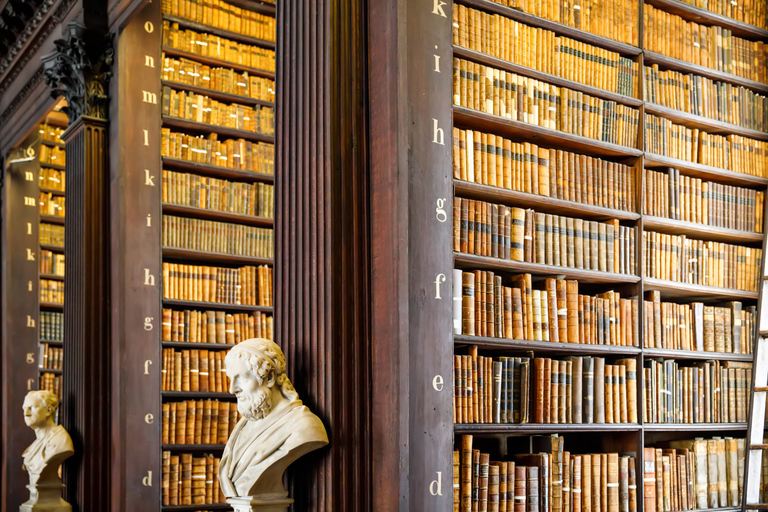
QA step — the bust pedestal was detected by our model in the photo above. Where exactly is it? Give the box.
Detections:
[20,480,71,512]
[227,496,294,512]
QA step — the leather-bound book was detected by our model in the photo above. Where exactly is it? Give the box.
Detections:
[514,465,526,512]
[726,437,738,506]
[628,456,637,512]
[551,360,560,424]
[642,448,656,512]
[617,358,637,423]
[512,287,524,340]
[556,280,568,342]
[504,288,513,339]
[534,358,545,423]
[495,462,507,512]
[571,456,582,512]
[461,436,473,512]
[582,356,594,424]
[454,450,461,512]
[462,272,476,336]
[493,361,503,424]
[607,453,619,512]
[566,280,579,343]
[582,454,592,512]
[519,358,530,424]
[527,465,539,512]
[568,356,583,423]
[545,279,559,342]
[594,358,606,423]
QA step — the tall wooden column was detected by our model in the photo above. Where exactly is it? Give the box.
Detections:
[275,1,371,510]
[42,20,112,512]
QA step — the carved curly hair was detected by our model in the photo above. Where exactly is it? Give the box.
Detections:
[225,338,299,401]
[27,390,59,416]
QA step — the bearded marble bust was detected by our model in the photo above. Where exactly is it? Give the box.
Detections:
[219,338,328,505]
[20,390,74,512]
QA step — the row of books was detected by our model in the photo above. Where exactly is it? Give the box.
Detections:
[453,58,639,147]
[644,438,744,512]
[162,262,272,306]
[643,359,752,424]
[162,55,274,103]
[161,128,275,174]
[644,113,768,176]
[162,308,273,344]
[452,5,638,97]
[161,451,224,506]
[40,372,61,399]
[455,434,638,512]
[39,344,62,370]
[39,167,65,191]
[643,293,756,354]
[39,223,64,247]
[40,311,63,342]
[644,64,768,132]
[454,349,638,425]
[161,348,230,393]
[39,145,65,166]
[454,270,639,347]
[452,128,636,212]
[486,0,638,45]
[39,250,65,276]
[644,4,768,85]
[162,215,274,259]
[39,193,65,217]
[161,86,275,135]
[642,230,761,291]
[643,167,765,232]
[39,123,64,144]
[162,399,239,445]
[40,279,63,304]
[454,198,637,274]
[162,0,276,42]
[162,21,276,73]
[163,169,274,218]
[684,0,767,27]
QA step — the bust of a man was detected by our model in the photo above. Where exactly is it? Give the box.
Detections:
[20,390,73,512]
[219,338,328,502]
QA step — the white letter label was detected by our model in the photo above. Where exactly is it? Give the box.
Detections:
[25,171,34,181]
[145,413,154,424]
[144,21,154,33]
[435,198,447,222]
[429,472,443,496]
[142,471,153,487]
[27,379,34,390]
[27,222,32,235]
[432,118,444,145]
[434,273,446,299]
[146,214,152,227]
[432,0,447,17]
[26,353,35,364]
[144,317,154,331]
[142,91,157,104]
[27,315,35,328]
[144,360,153,375]
[434,47,441,73]
[26,248,35,261]
[143,129,149,146]
[144,55,155,68]
[28,281,33,292]
[144,269,155,286]
[432,375,444,391]
[144,169,155,186]
[24,197,36,206]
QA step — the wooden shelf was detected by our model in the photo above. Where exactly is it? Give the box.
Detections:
[455,335,641,356]
[161,504,231,511]
[39,368,62,374]
[162,341,235,349]
[643,278,759,301]
[162,116,275,144]
[643,347,753,361]
[39,187,65,197]
[162,391,234,399]
[40,215,65,225]
[45,111,68,128]
[162,247,273,266]
[454,180,640,221]
[455,423,642,434]
[456,0,641,55]
[643,153,768,188]
[162,444,226,451]
[40,339,63,346]
[163,299,273,313]
[642,215,764,244]
[163,14,275,50]
[644,0,768,40]
[161,157,274,184]
[39,244,64,253]
[40,302,63,311]
[454,107,642,159]
[454,252,640,284]
[162,203,273,228]
[644,103,768,142]
[40,139,64,148]
[162,46,275,80]
[40,273,64,281]
[453,46,643,107]
[40,162,65,171]
[162,80,274,108]
[643,51,768,94]
[643,423,748,431]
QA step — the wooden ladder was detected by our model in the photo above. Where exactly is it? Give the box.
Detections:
[743,207,768,510]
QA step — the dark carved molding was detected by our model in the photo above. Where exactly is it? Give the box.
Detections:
[0,0,55,75]
[0,65,44,127]
[42,21,113,122]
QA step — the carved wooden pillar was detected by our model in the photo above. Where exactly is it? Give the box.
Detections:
[275,1,371,510]
[42,20,112,512]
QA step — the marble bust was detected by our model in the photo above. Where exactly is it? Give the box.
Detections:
[20,390,74,512]
[219,338,328,512]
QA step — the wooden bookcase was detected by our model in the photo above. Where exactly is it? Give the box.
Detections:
[439,0,768,511]
[112,0,276,509]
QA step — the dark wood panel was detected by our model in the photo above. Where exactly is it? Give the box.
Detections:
[162,80,274,108]
[39,244,65,252]
[40,273,65,281]
[162,299,273,313]
[643,215,765,244]
[454,107,643,158]
[39,187,66,197]
[644,51,768,94]
[644,153,768,188]
[162,157,275,184]
[161,47,275,79]
[456,0,641,55]
[164,14,276,49]
[39,301,64,310]
[40,214,65,225]
[454,46,643,107]
[162,116,275,144]
[643,347,754,361]
[643,278,759,301]
[162,248,273,266]
[40,162,65,171]
[41,139,65,148]
[644,0,768,40]
[455,335,642,356]
[454,180,641,221]
[645,103,768,141]
[162,203,273,227]
[39,368,62,374]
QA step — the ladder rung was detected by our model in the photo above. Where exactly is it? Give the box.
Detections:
[751,444,768,450]
[755,387,768,392]
[746,505,768,509]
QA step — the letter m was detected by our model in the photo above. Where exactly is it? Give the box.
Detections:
[142,90,157,104]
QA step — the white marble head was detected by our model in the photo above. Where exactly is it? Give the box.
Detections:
[22,390,58,430]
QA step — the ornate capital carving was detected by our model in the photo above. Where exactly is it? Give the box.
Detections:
[42,22,113,122]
